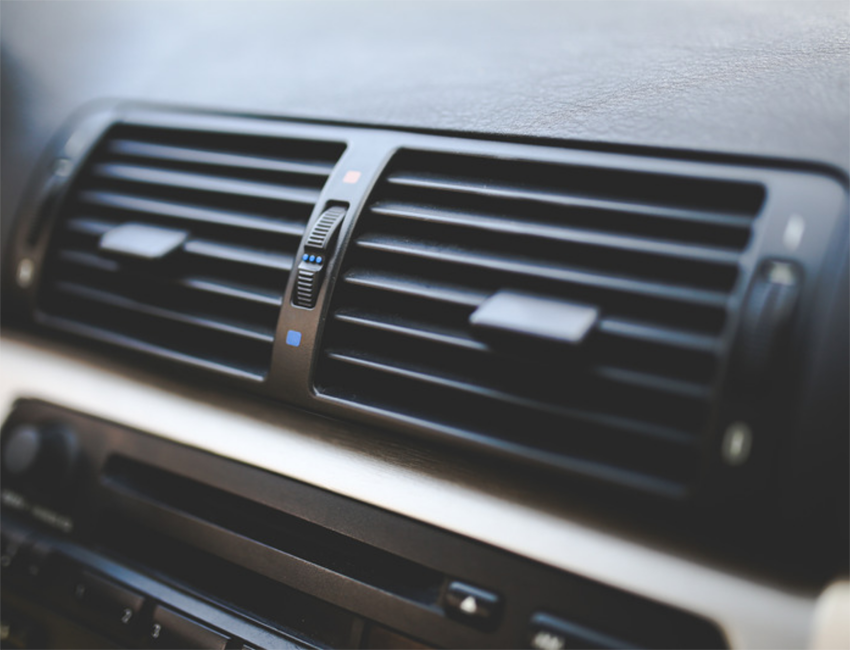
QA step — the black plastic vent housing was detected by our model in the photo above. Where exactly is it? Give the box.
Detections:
[34,121,345,380]
[316,150,768,496]
[9,107,847,509]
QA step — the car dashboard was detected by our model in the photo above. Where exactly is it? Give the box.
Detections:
[1,2,848,649]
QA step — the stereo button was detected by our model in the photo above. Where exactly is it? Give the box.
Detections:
[0,527,30,576]
[74,571,145,631]
[527,613,628,650]
[150,605,229,650]
[444,581,502,630]
[1,606,44,649]
[24,539,55,584]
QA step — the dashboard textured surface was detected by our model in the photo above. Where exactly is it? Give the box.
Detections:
[2,1,849,246]
[0,0,850,274]
[0,0,850,157]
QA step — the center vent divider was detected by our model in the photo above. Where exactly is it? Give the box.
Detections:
[36,123,345,380]
[316,150,765,496]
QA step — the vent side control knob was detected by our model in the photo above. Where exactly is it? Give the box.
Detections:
[736,260,801,397]
[293,206,346,309]
[1,423,78,499]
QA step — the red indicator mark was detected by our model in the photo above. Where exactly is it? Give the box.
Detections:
[342,170,361,184]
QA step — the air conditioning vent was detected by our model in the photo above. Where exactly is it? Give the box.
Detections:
[37,122,345,380]
[317,150,765,495]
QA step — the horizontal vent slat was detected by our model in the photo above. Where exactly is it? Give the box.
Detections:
[325,350,696,447]
[592,366,710,401]
[177,277,283,306]
[385,171,756,228]
[371,201,742,265]
[36,313,266,382]
[66,216,113,236]
[597,318,719,354]
[92,162,321,205]
[58,249,121,272]
[107,139,335,178]
[57,249,284,307]
[53,281,275,343]
[344,268,488,307]
[335,311,488,352]
[182,240,294,271]
[79,190,307,237]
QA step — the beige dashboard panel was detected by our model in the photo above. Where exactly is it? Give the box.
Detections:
[810,581,850,650]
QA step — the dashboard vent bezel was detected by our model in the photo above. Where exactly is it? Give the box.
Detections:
[12,104,848,503]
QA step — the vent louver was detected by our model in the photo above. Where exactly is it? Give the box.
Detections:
[37,123,344,380]
[317,150,765,495]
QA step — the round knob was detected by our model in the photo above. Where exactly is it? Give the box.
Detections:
[2,422,78,492]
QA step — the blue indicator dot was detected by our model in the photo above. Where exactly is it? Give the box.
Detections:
[309,255,316,262]
[285,330,302,347]
[302,253,309,261]
[316,256,323,264]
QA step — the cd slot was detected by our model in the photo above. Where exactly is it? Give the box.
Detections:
[99,456,445,617]
[95,515,359,648]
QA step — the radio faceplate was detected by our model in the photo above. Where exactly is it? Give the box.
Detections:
[0,399,727,650]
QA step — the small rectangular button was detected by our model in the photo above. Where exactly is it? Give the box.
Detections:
[528,627,569,650]
[74,571,146,630]
[23,539,56,583]
[528,613,629,650]
[0,527,31,576]
[1,606,45,649]
[444,581,502,630]
[150,605,229,650]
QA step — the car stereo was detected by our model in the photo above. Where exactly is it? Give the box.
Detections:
[1,399,726,649]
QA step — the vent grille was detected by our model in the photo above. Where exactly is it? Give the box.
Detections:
[37,123,344,380]
[317,151,765,495]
